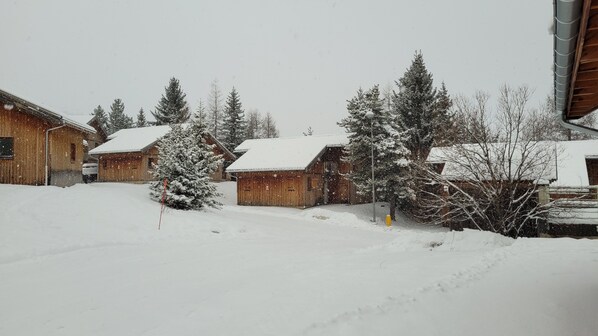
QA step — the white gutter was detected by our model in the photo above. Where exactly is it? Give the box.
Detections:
[45,123,66,186]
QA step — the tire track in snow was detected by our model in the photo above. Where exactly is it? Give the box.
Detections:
[0,242,132,265]
[301,243,517,335]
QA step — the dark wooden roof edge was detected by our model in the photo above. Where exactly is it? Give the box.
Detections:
[0,88,95,134]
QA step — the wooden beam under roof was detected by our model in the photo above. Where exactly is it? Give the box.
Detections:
[567,0,598,120]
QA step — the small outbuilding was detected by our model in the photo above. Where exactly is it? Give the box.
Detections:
[0,89,96,186]
[89,125,235,183]
[226,135,363,208]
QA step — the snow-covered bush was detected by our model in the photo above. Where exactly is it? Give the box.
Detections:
[149,120,223,210]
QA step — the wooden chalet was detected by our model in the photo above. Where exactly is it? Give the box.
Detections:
[0,89,96,187]
[89,125,235,183]
[66,114,108,162]
[226,135,363,208]
[428,140,598,237]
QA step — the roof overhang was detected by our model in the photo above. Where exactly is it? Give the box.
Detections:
[0,89,96,134]
[554,0,598,136]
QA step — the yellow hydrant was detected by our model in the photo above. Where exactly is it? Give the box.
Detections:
[385,214,392,227]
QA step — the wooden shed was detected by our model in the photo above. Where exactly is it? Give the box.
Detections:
[89,125,235,183]
[0,89,96,187]
[226,135,363,208]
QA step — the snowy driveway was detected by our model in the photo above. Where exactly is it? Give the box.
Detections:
[1,183,597,336]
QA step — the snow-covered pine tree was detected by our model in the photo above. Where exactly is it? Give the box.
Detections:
[393,51,438,160]
[152,77,191,125]
[338,85,412,220]
[303,126,313,136]
[108,98,133,134]
[136,108,148,128]
[91,105,109,131]
[221,87,246,150]
[149,120,223,210]
[207,79,224,141]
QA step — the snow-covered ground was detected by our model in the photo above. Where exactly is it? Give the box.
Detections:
[1,182,597,336]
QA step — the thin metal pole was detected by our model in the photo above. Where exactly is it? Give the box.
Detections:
[371,118,376,223]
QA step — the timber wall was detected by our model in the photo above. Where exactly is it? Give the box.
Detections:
[0,107,47,185]
[237,171,305,207]
[98,152,154,182]
[1,107,85,186]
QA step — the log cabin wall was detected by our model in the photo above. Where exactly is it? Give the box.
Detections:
[0,106,47,185]
[236,171,305,207]
[98,153,147,182]
[305,147,354,205]
[48,126,85,186]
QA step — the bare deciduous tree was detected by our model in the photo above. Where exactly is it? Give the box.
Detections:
[207,79,224,140]
[419,85,556,237]
[261,112,279,138]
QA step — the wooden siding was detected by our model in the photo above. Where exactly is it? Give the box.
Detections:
[0,106,47,185]
[1,106,85,186]
[237,172,305,207]
[49,127,85,172]
[587,159,598,186]
[98,153,151,182]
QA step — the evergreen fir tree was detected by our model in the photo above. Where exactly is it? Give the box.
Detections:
[91,105,109,131]
[339,85,413,220]
[393,51,437,160]
[108,98,133,134]
[432,82,455,146]
[152,77,191,125]
[221,87,246,150]
[136,108,148,128]
[149,121,223,210]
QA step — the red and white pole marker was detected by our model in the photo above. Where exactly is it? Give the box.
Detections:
[158,178,168,230]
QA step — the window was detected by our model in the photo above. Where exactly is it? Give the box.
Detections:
[307,177,313,191]
[70,143,76,162]
[148,158,157,169]
[0,137,14,159]
[102,159,108,170]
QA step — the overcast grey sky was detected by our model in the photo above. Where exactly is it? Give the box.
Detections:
[1,0,553,136]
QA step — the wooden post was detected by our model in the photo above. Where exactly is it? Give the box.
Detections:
[538,185,550,205]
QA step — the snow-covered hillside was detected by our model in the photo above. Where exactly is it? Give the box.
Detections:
[1,182,597,336]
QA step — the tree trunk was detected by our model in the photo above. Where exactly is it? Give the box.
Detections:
[389,196,397,221]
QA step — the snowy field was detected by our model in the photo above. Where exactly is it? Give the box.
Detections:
[1,182,597,336]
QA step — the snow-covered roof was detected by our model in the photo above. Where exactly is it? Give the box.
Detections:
[65,114,93,126]
[552,140,598,186]
[227,135,348,173]
[89,125,172,155]
[428,139,598,186]
[0,89,96,134]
